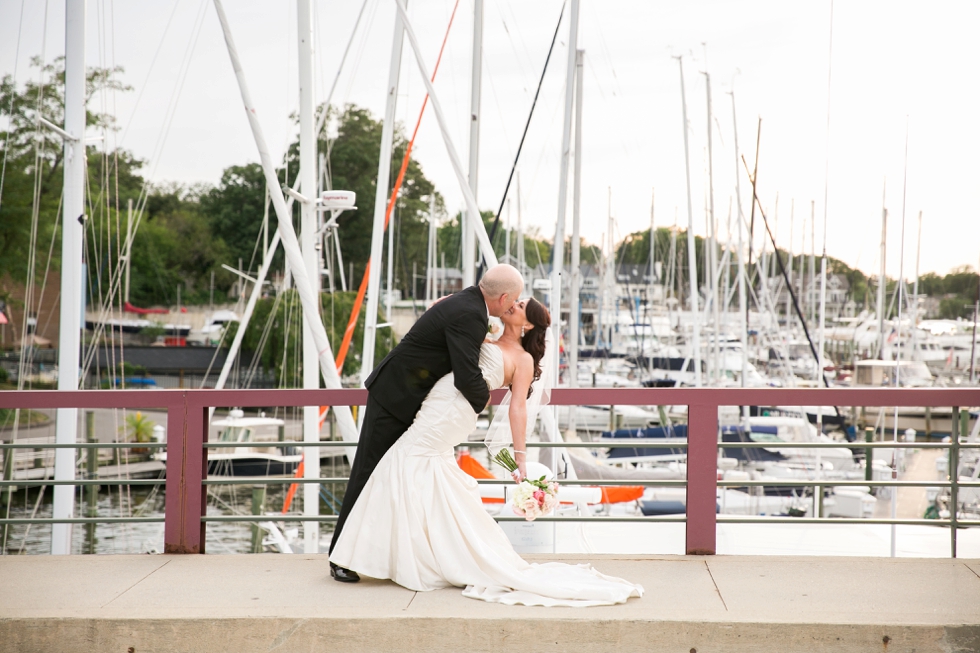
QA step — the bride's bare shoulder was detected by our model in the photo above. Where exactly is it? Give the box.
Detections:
[505,346,533,370]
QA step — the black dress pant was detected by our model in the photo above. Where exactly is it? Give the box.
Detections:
[329,394,411,554]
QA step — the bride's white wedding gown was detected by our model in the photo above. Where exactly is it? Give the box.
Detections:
[330,343,643,607]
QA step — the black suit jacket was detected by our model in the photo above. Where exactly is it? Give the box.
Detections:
[365,285,490,424]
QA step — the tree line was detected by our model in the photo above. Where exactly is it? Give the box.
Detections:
[615,226,978,319]
[0,59,554,313]
[4,59,973,326]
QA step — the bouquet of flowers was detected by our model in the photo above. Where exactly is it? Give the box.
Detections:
[491,449,559,521]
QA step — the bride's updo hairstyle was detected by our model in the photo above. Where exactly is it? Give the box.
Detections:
[522,297,551,397]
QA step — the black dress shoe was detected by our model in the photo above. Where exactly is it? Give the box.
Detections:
[330,562,360,583]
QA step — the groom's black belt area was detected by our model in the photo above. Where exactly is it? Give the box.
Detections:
[329,394,412,554]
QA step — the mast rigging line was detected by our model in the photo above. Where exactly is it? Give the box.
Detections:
[153,0,371,396]
[331,0,461,376]
[740,155,841,416]
[477,1,566,279]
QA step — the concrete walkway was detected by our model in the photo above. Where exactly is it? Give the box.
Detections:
[1,554,979,653]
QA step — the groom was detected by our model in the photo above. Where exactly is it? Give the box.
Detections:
[329,264,524,582]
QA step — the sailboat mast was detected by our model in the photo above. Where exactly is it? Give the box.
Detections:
[605,189,615,349]
[809,201,816,325]
[818,206,828,423]
[876,181,887,359]
[911,210,922,348]
[361,9,405,390]
[704,69,719,385]
[568,48,584,428]
[670,208,678,302]
[786,199,794,325]
[729,88,748,391]
[516,172,525,276]
[427,193,436,302]
[386,206,395,322]
[52,0,87,555]
[124,199,133,304]
[548,0,581,368]
[649,190,656,304]
[462,0,483,287]
[504,198,511,263]
[297,0,322,554]
[676,56,701,386]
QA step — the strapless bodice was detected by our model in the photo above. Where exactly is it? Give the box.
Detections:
[479,342,505,391]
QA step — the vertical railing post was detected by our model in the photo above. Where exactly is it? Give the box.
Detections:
[198,396,209,553]
[164,392,207,554]
[686,402,718,555]
[950,406,960,559]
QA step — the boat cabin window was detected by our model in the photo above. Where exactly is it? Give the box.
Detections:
[218,427,253,443]
[748,431,782,443]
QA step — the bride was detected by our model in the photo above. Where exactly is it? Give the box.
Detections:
[329,297,643,607]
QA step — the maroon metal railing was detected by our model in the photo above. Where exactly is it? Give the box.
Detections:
[1,387,979,555]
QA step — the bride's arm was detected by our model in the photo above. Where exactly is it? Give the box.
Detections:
[508,351,534,482]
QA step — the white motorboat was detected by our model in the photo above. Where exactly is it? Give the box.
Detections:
[156,409,300,476]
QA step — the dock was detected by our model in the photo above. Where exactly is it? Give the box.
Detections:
[2,554,978,652]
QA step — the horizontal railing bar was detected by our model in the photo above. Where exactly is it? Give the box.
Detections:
[201,514,687,524]
[201,440,684,449]
[717,480,980,488]
[203,515,339,523]
[6,514,976,527]
[716,516,980,526]
[0,442,167,450]
[473,478,687,486]
[202,477,687,487]
[4,386,980,408]
[0,517,165,525]
[4,477,967,490]
[717,441,975,449]
[525,441,686,448]
[0,479,163,487]
[201,440,681,449]
[202,477,350,485]
[202,441,349,448]
[463,441,980,449]
[3,440,976,451]
[492,515,686,523]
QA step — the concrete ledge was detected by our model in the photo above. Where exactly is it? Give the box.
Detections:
[4,619,980,653]
[2,554,979,653]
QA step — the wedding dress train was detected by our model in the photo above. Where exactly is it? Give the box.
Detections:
[330,343,643,606]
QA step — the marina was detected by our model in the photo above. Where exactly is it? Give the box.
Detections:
[2,0,980,648]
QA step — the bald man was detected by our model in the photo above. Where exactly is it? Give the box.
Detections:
[329,264,523,582]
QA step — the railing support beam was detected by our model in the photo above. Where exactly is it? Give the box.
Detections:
[164,394,207,554]
[686,403,718,555]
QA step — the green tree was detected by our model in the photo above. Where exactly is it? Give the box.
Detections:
[199,163,269,274]
[0,56,150,305]
[292,104,443,297]
[127,184,233,306]
[223,290,394,381]
[199,104,449,301]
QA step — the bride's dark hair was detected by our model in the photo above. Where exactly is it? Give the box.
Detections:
[521,297,551,397]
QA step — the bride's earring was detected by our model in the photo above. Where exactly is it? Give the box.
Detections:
[521,325,526,338]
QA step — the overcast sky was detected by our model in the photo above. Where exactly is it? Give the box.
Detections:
[3,0,978,279]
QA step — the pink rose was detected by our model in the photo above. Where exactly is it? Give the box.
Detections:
[533,490,545,502]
